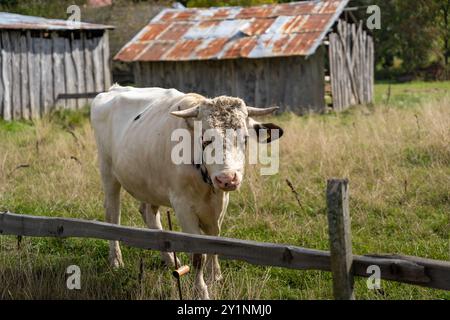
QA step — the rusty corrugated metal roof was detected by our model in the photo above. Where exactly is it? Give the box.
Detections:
[115,0,348,62]
[0,12,114,30]
[87,0,113,8]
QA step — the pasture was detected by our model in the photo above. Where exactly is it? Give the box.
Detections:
[0,82,449,300]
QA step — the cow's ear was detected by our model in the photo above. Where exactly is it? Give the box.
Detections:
[253,122,284,143]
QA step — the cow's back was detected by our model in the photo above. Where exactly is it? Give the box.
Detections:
[91,85,184,162]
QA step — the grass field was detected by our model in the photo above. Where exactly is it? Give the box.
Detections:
[0,82,449,300]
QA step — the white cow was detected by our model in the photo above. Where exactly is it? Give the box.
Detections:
[90,85,283,299]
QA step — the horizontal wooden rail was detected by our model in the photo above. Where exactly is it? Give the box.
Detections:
[0,212,449,291]
[57,92,101,100]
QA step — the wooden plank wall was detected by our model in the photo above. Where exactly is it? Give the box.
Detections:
[0,30,111,120]
[135,47,326,115]
[329,20,374,111]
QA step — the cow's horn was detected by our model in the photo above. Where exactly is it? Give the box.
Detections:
[247,106,279,117]
[170,106,199,118]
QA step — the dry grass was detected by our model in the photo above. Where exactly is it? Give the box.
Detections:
[0,83,449,299]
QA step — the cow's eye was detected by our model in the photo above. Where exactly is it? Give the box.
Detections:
[202,140,212,148]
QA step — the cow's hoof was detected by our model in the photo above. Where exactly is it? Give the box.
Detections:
[110,257,124,269]
[194,282,211,300]
[162,252,180,268]
[213,273,223,282]
[206,272,223,284]
[197,289,210,300]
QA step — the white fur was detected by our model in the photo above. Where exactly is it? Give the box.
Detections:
[91,86,236,299]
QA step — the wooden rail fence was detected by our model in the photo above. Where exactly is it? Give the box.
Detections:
[0,179,449,299]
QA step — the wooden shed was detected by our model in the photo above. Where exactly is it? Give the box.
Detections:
[115,0,374,114]
[0,12,114,120]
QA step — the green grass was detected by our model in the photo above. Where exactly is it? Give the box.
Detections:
[0,82,449,300]
[374,81,450,108]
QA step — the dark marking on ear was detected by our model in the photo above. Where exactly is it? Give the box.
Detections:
[134,113,142,121]
[254,122,284,143]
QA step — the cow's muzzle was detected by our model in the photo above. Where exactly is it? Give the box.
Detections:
[214,172,240,191]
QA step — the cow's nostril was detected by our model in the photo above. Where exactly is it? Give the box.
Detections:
[215,173,239,189]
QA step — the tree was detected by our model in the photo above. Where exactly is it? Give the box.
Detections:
[348,0,442,76]
[433,0,450,67]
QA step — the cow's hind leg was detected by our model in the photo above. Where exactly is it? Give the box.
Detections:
[139,203,179,267]
[100,161,123,268]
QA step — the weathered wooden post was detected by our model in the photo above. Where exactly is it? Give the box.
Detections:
[326,179,355,300]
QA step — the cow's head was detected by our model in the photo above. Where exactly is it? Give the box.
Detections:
[171,95,283,192]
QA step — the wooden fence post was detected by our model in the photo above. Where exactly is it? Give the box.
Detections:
[327,179,355,300]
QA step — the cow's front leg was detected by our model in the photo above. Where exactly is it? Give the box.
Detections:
[205,255,222,283]
[171,199,209,299]
[203,224,223,282]
[192,252,209,300]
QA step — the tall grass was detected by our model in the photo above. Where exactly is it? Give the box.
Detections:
[0,84,449,299]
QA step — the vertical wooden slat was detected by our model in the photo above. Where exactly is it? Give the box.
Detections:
[338,26,345,110]
[334,33,341,110]
[34,34,41,118]
[360,28,365,104]
[369,36,374,103]
[351,22,358,105]
[362,25,369,103]
[19,32,30,119]
[53,32,66,111]
[254,60,264,108]
[359,25,365,103]
[97,34,105,91]
[134,62,142,86]
[103,30,111,91]
[362,25,367,103]
[329,34,334,109]
[28,31,39,119]
[38,35,44,117]
[145,62,152,87]
[327,179,355,300]
[285,57,294,111]
[64,35,76,109]
[329,32,339,110]
[308,49,325,113]
[92,36,103,92]
[83,33,94,93]
[0,31,4,119]
[72,34,85,108]
[339,21,346,109]
[42,35,54,116]
[338,21,345,108]
[362,29,366,104]
[10,32,21,120]
[144,63,154,87]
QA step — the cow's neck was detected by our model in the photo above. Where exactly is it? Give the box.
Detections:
[192,139,214,189]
